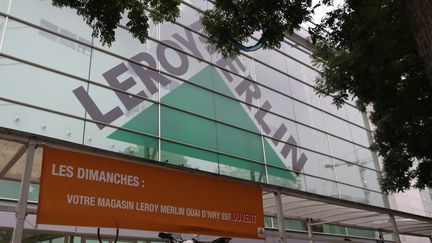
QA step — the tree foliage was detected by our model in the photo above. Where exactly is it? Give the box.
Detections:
[310,0,432,192]
[51,0,432,192]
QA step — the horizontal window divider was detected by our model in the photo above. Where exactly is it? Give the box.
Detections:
[0,52,378,172]
[1,12,370,134]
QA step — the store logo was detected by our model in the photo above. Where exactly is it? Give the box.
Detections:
[72,21,307,175]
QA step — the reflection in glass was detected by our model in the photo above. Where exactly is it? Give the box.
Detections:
[84,121,158,160]
[305,175,339,198]
[217,123,263,162]
[161,106,217,151]
[219,155,266,182]
[0,101,85,143]
[267,166,306,190]
[301,149,335,180]
[9,0,92,38]
[0,57,87,117]
[2,20,91,78]
[161,141,218,174]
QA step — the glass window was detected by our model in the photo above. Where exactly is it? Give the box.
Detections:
[214,94,260,132]
[328,136,356,162]
[216,123,263,162]
[282,41,312,68]
[293,101,326,131]
[84,121,158,160]
[2,20,91,78]
[160,23,211,64]
[301,149,335,180]
[86,84,158,136]
[346,105,366,128]
[324,113,351,141]
[253,48,288,74]
[162,82,216,119]
[9,0,93,39]
[349,124,370,147]
[320,95,348,120]
[254,62,291,96]
[0,179,39,201]
[0,101,85,143]
[264,112,299,143]
[161,106,217,151]
[161,140,219,174]
[267,166,306,191]
[0,0,8,13]
[305,175,339,198]
[219,155,266,182]
[289,79,321,108]
[94,26,158,61]
[260,86,295,120]
[176,3,203,28]
[354,145,378,170]
[0,57,87,117]
[333,159,366,189]
[90,49,159,102]
[338,184,386,207]
[297,124,331,155]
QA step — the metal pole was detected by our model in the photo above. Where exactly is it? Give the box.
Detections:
[306,218,313,243]
[389,214,401,243]
[274,191,286,243]
[11,140,36,243]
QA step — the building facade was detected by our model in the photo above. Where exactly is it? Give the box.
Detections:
[0,0,430,242]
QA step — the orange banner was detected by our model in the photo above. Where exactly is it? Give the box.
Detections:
[37,147,265,239]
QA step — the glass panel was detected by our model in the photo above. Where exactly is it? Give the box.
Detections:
[214,94,259,132]
[320,95,348,120]
[333,159,366,189]
[289,79,321,108]
[176,3,203,28]
[349,124,370,147]
[212,54,255,92]
[86,84,158,136]
[346,105,366,128]
[253,48,287,74]
[0,57,87,117]
[161,106,217,151]
[297,124,331,155]
[0,17,4,46]
[305,175,339,198]
[260,86,295,120]
[216,123,263,162]
[354,145,378,170]
[328,136,356,162]
[2,20,91,78]
[84,121,158,160]
[301,149,335,180]
[264,112,299,143]
[282,42,312,68]
[90,49,159,102]
[162,82,215,119]
[264,216,273,228]
[324,113,351,141]
[293,101,326,131]
[254,62,291,96]
[322,224,346,235]
[267,166,305,190]
[160,22,211,64]
[338,184,386,207]
[0,0,8,13]
[346,227,375,238]
[0,179,39,201]
[285,219,307,231]
[0,101,85,143]
[219,155,266,182]
[94,26,158,60]
[9,0,93,38]
[161,140,219,174]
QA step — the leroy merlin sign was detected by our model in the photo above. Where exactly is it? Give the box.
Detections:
[72,21,307,178]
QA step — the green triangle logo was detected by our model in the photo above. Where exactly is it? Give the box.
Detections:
[109,65,296,182]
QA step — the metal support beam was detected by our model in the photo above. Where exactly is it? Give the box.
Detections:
[11,140,36,243]
[389,214,401,243]
[0,144,26,177]
[306,218,313,243]
[274,191,286,243]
